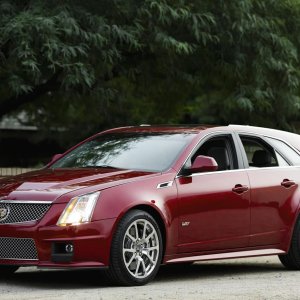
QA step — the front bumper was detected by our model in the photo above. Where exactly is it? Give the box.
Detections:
[0,203,116,268]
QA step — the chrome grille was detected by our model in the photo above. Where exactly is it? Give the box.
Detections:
[0,237,38,260]
[0,201,51,224]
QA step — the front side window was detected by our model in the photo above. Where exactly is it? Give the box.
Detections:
[51,132,196,172]
[185,135,237,171]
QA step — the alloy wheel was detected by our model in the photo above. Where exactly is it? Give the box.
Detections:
[122,219,160,279]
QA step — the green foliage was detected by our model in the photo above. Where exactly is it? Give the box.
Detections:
[1,0,300,145]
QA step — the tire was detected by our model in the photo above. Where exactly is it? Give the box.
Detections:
[107,209,163,286]
[0,266,19,277]
[279,216,300,269]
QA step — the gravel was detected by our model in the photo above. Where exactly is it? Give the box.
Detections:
[1,256,300,300]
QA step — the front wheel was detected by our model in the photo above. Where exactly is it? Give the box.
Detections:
[279,217,300,269]
[107,209,163,286]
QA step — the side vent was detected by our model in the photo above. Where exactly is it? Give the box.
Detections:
[157,181,173,189]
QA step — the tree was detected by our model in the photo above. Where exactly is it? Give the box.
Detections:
[189,0,300,130]
[1,0,300,143]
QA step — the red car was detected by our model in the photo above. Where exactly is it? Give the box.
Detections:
[1,124,300,285]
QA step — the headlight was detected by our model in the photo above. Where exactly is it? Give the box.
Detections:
[57,191,100,226]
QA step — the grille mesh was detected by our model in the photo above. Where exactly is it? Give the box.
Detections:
[0,237,38,260]
[0,202,51,224]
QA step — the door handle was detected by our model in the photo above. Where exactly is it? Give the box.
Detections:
[232,184,249,194]
[281,179,296,188]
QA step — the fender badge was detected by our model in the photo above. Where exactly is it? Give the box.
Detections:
[181,221,190,227]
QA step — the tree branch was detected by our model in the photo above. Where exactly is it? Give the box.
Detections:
[0,72,61,120]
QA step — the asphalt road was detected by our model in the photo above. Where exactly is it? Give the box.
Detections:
[1,256,300,300]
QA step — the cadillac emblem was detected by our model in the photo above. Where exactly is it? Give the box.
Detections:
[0,207,9,221]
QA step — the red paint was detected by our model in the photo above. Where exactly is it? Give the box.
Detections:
[190,155,218,173]
[176,170,250,253]
[0,125,300,270]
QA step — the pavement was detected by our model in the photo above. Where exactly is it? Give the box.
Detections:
[1,256,300,300]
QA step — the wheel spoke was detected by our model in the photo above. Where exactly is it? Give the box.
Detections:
[123,248,135,254]
[141,259,146,275]
[144,253,155,266]
[125,254,136,267]
[147,246,159,251]
[134,222,139,239]
[127,233,137,242]
[142,221,147,239]
[145,231,154,242]
[135,259,141,276]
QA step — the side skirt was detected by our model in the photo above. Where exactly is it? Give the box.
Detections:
[165,249,285,264]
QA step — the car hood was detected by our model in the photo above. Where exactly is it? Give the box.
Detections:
[0,168,158,202]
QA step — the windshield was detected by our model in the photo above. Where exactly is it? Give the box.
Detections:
[51,132,196,172]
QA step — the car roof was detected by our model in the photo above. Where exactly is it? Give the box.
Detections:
[101,124,300,151]
[102,124,215,134]
[228,125,300,151]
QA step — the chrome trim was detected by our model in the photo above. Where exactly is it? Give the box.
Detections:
[175,165,298,178]
[0,220,40,225]
[246,166,297,172]
[166,248,285,264]
[157,181,173,189]
[0,257,38,261]
[0,200,52,204]
[176,168,244,178]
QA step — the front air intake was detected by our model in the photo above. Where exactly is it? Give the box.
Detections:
[0,237,38,260]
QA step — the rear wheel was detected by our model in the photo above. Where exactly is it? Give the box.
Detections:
[107,209,163,286]
[0,266,19,277]
[279,217,300,269]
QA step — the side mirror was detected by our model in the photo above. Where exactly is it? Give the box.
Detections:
[49,153,63,165]
[190,155,218,173]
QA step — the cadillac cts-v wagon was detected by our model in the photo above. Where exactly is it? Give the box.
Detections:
[1,124,300,285]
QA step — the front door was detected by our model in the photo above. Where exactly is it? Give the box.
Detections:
[176,134,250,253]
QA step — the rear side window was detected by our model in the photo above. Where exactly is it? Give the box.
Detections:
[265,137,300,166]
[239,136,278,168]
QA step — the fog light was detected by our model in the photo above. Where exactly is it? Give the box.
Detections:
[65,244,74,253]
[51,242,74,263]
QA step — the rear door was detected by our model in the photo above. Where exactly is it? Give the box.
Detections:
[236,134,300,247]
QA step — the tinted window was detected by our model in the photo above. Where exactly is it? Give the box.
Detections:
[51,133,196,172]
[240,136,278,168]
[187,135,237,171]
[265,137,300,166]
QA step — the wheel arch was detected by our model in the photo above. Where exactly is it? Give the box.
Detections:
[132,204,166,257]
[282,194,300,252]
[111,204,167,262]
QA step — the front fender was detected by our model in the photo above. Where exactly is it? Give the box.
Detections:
[92,173,179,257]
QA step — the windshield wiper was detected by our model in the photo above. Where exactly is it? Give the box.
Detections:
[83,165,121,169]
